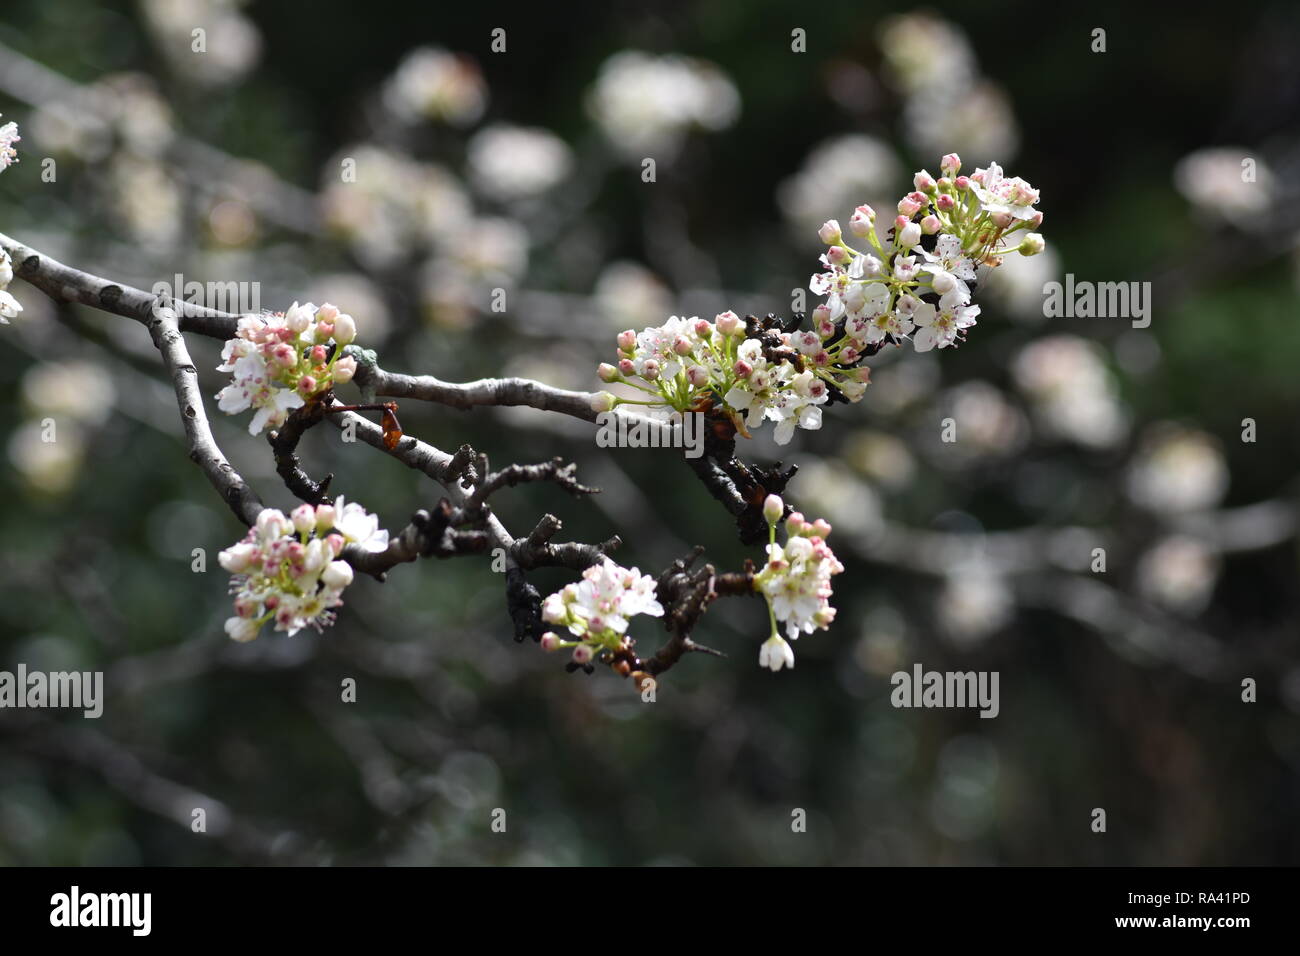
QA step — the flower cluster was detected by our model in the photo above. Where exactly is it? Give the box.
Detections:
[592,154,1040,444]
[216,301,359,435]
[594,310,864,445]
[0,115,18,172]
[218,498,389,642]
[0,249,22,323]
[809,153,1044,354]
[753,494,844,672]
[539,558,664,665]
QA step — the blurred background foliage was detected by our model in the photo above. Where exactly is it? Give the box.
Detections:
[0,0,1298,865]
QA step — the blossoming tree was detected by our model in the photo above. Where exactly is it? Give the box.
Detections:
[0,124,1045,689]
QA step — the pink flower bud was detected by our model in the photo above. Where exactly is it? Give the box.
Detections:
[914,170,936,191]
[292,504,316,534]
[572,644,593,664]
[269,343,295,368]
[990,211,1014,229]
[314,321,334,341]
[954,175,970,191]
[897,196,922,217]
[598,362,620,383]
[686,364,709,388]
[316,303,340,322]
[940,153,961,177]
[786,511,806,535]
[617,329,637,352]
[642,359,660,381]
[332,355,357,383]
[812,304,834,336]
[826,245,851,267]
[1030,210,1044,229]
[733,359,753,379]
[849,205,876,237]
[894,214,910,230]
[297,375,318,397]
[540,632,561,651]
[694,319,712,338]
[327,533,345,556]
[763,494,784,524]
[936,193,956,211]
[840,346,859,363]
[716,310,740,335]
[673,335,692,356]
[283,303,312,334]
[814,349,831,367]
[311,344,329,364]
[811,518,832,537]
[618,358,636,376]
[920,215,942,235]
[818,219,842,244]
[315,504,336,529]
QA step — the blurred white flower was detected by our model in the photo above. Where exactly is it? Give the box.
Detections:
[1126,424,1229,514]
[21,360,116,426]
[383,47,487,126]
[792,458,882,538]
[878,12,977,97]
[937,381,1028,460]
[1012,336,1127,448]
[109,156,182,249]
[878,13,1018,163]
[8,420,84,495]
[904,82,1019,165]
[321,146,472,267]
[31,100,113,162]
[419,219,527,327]
[1137,535,1219,615]
[468,124,573,200]
[844,431,916,490]
[778,134,901,235]
[587,51,739,161]
[308,273,392,346]
[982,243,1061,321]
[98,74,175,157]
[140,0,261,86]
[1174,147,1274,226]
[938,567,1013,646]
[593,261,673,331]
